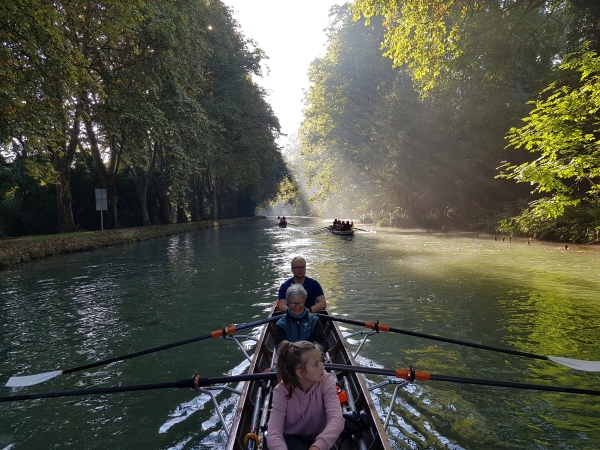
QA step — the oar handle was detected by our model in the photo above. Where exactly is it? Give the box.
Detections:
[195,372,277,387]
[324,363,429,380]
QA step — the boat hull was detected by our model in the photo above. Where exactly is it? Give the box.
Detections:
[327,226,354,236]
[225,307,392,450]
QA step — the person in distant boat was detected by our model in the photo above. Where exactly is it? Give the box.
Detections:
[341,221,351,231]
[267,340,344,450]
[278,256,327,314]
[274,284,329,352]
[350,221,354,229]
[333,218,338,227]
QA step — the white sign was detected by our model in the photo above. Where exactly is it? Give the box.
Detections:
[95,188,107,211]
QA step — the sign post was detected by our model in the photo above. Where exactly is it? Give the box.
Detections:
[95,188,107,231]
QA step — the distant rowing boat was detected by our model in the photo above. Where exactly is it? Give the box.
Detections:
[327,225,354,236]
[225,306,391,449]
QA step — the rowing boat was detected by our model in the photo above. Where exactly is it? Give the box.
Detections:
[327,226,354,236]
[225,306,392,450]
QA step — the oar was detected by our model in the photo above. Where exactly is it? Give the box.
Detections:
[0,372,278,403]
[316,314,600,372]
[3,363,598,403]
[323,363,600,396]
[5,316,280,388]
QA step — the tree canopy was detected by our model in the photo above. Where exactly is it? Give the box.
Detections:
[1,0,285,235]
[352,0,600,91]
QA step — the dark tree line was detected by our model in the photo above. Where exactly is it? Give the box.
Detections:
[0,0,286,236]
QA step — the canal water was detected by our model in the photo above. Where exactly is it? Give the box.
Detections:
[1,218,599,449]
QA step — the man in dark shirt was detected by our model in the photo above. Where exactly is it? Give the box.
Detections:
[277,256,326,313]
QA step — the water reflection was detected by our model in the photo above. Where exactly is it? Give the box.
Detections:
[1,221,600,449]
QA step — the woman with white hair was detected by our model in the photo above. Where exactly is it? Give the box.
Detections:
[274,284,329,352]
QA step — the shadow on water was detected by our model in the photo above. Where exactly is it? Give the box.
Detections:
[1,218,600,449]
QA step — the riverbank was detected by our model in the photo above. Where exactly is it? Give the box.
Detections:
[0,216,265,270]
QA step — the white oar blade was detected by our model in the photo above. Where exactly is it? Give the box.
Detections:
[548,356,600,372]
[5,371,62,387]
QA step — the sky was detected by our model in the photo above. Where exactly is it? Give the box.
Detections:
[221,0,343,140]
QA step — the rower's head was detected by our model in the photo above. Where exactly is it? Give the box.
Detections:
[286,284,307,316]
[276,340,324,398]
[290,257,306,277]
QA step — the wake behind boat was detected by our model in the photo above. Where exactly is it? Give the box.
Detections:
[225,305,391,450]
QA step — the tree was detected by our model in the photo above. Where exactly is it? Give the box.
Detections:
[351,0,600,92]
[78,0,159,229]
[498,47,600,240]
[0,1,93,232]
[187,1,283,221]
[301,5,531,225]
[301,6,398,217]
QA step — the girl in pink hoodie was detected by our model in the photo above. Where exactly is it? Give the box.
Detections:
[267,340,345,450]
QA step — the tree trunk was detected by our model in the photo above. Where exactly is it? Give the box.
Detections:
[212,174,218,220]
[51,105,80,234]
[176,204,188,223]
[200,171,208,220]
[55,170,77,233]
[207,170,216,220]
[222,189,233,219]
[229,191,238,217]
[190,174,199,222]
[104,174,120,229]
[237,192,256,217]
[157,177,171,224]
[132,166,152,226]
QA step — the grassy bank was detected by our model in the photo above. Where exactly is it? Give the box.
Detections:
[0,216,265,270]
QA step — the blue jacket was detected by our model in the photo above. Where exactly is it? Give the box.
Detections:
[276,310,319,342]
[274,310,329,352]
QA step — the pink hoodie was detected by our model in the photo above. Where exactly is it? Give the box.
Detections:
[267,373,345,450]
